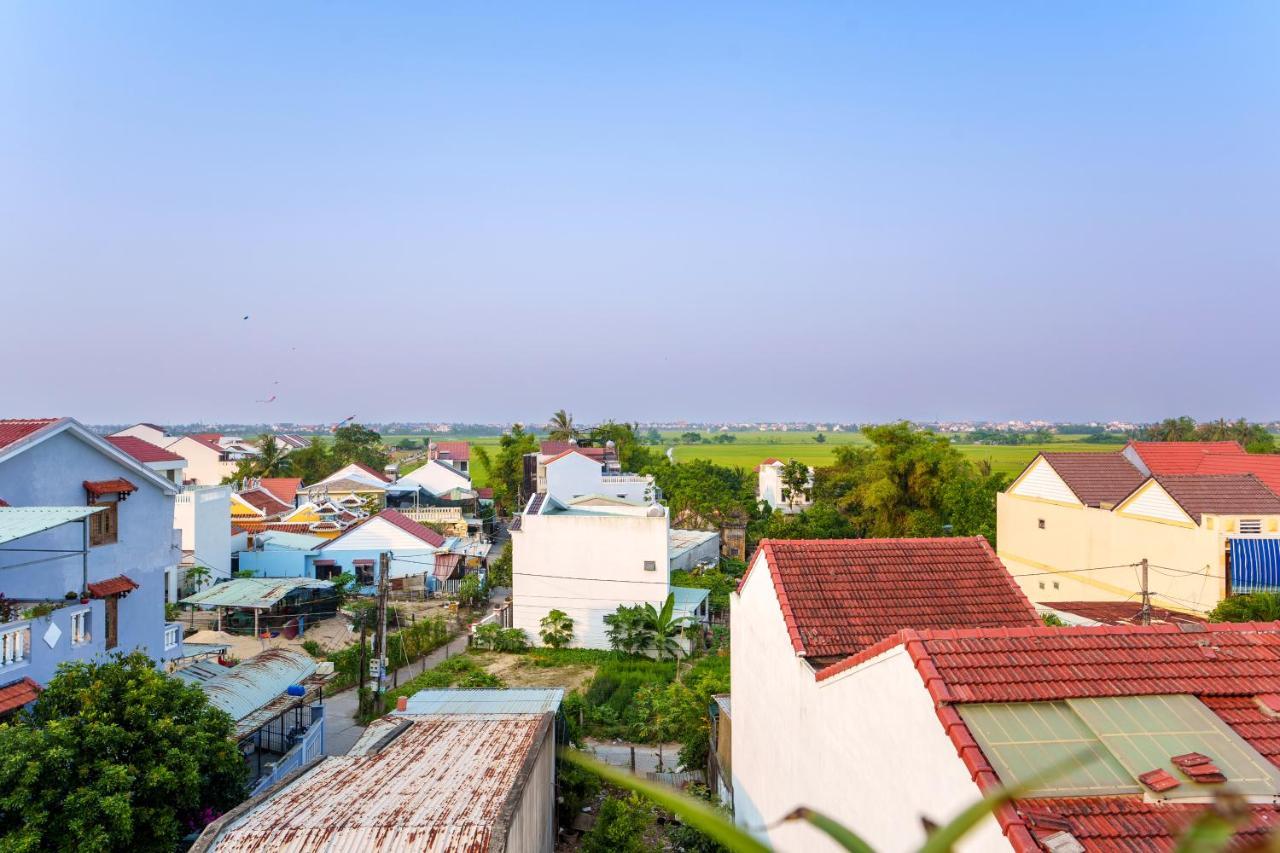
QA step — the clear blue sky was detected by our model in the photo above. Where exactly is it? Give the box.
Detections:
[2,2,1277,425]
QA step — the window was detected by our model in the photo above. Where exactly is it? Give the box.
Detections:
[164,624,179,650]
[1038,519,1046,530]
[1,625,29,667]
[1240,519,1263,535]
[89,501,119,546]
[70,610,90,645]
[643,560,657,572]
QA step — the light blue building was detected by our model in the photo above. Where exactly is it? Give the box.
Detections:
[0,417,185,706]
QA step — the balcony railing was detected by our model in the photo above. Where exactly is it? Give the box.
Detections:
[1,622,29,667]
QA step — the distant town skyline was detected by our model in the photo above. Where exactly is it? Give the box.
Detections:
[3,4,1277,422]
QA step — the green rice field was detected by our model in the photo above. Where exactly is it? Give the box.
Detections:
[385,430,1121,484]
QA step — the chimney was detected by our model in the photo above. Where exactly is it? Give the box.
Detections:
[396,696,408,712]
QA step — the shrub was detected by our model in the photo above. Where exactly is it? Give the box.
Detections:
[1210,592,1280,623]
[581,794,653,853]
[300,640,324,657]
[539,609,574,648]
[556,758,601,827]
[457,573,488,609]
[473,623,528,652]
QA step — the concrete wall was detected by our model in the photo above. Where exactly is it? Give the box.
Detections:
[0,428,181,683]
[174,485,232,585]
[730,551,1007,853]
[502,721,556,853]
[513,509,670,649]
[669,532,722,571]
[995,491,1270,612]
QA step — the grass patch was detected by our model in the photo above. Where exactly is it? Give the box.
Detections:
[364,654,502,723]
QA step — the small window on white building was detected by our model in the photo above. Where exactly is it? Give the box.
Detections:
[643,560,657,572]
[70,610,90,645]
[1240,519,1263,535]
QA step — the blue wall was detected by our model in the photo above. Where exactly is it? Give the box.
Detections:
[238,545,439,590]
[0,428,182,685]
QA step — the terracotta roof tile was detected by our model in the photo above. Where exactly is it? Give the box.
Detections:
[1039,452,1146,507]
[1127,440,1248,475]
[105,435,185,464]
[1040,600,1207,627]
[1153,473,1280,522]
[87,575,139,597]
[1017,797,1280,852]
[237,488,292,518]
[83,478,138,497]
[375,509,445,546]
[0,418,59,451]
[430,441,470,462]
[0,677,41,715]
[256,478,303,505]
[539,441,606,461]
[1195,454,1280,497]
[746,537,1039,660]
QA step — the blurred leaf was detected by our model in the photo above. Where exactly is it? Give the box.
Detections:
[783,807,876,852]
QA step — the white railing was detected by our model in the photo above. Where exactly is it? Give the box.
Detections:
[71,610,90,645]
[249,707,325,796]
[164,623,180,650]
[1,623,30,667]
[602,474,653,484]
[395,507,464,523]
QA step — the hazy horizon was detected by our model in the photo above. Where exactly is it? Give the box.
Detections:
[4,3,1277,424]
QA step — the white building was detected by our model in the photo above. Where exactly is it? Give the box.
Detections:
[162,435,244,485]
[756,458,814,513]
[730,537,1043,851]
[395,459,473,499]
[511,450,707,650]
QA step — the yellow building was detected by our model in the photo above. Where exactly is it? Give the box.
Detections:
[998,449,1280,615]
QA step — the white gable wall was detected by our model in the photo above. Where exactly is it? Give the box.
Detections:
[1117,481,1193,525]
[325,516,437,551]
[1009,457,1082,505]
[111,424,169,444]
[398,460,471,496]
[731,555,1008,852]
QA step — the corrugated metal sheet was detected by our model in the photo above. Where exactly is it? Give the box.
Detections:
[0,506,102,545]
[671,585,710,612]
[256,531,326,551]
[668,528,719,559]
[198,648,317,722]
[400,688,564,716]
[212,713,548,852]
[180,577,333,609]
[173,659,229,684]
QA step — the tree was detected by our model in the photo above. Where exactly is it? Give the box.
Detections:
[712,433,736,444]
[283,440,334,485]
[1144,416,1198,442]
[779,460,811,510]
[814,432,826,444]
[1209,592,1280,623]
[547,409,579,441]
[680,432,704,444]
[648,459,755,525]
[457,572,489,609]
[588,421,657,471]
[331,423,389,471]
[185,563,211,592]
[0,652,246,851]
[396,438,418,450]
[642,594,692,661]
[252,432,288,477]
[644,428,662,445]
[604,605,650,655]
[473,424,538,515]
[487,547,512,588]
[633,683,681,771]
[539,609,574,648]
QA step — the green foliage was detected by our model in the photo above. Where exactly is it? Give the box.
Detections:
[547,409,579,441]
[603,594,692,660]
[233,569,255,579]
[581,794,654,853]
[375,654,504,718]
[667,785,731,853]
[712,433,737,444]
[185,564,211,590]
[604,604,651,655]
[301,639,324,657]
[1143,416,1275,453]
[472,623,530,652]
[0,652,247,851]
[1209,592,1280,623]
[487,547,512,588]
[779,459,812,510]
[646,459,756,527]
[164,602,181,622]
[330,571,357,605]
[1041,613,1066,627]
[326,615,451,692]
[472,424,538,515]
[814,432,826,444]
[284,440,336,485]
[671,567,737,617]
[588,421,658,471]
[681,432,705,444]
[556,757,601,827]
[750,502,857,543]
[457,572,489,609]
[331,423,390,471]
[539,609,574,648]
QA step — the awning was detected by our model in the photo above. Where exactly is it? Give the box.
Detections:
[0,506,104,545]
[433,553,462,581]
[84,478,137,498]
[179,576,333,610]
[1230,538,1280,594]
[87,575,139,598]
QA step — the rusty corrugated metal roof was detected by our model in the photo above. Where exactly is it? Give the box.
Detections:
[179,577,333,610]
[196,648,316,723]
[210,713,548,852]
[399,688,564,716]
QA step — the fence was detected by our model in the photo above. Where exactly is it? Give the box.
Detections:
[249,706,325,797]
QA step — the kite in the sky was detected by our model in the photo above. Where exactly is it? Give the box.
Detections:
[256,395,277,404]
[330,414,356,432]
[242,315,250,320]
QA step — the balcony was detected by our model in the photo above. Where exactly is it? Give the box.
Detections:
[0,599,105,685]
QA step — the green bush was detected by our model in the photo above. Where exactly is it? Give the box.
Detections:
[581,794,653,853]
[300,640,323,657]
[370,655,503,722]
[1209,592,1280,623]
[472,623,529,652]
[556,758,601,827]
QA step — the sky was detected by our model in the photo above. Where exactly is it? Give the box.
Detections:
[2,2,1277,426]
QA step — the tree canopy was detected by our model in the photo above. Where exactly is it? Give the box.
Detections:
[472,424,538,514]
[1143,416,1276,453]
[0,652,246,852]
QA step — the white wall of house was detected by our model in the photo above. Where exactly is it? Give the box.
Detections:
[730,553,1007,853]
[544,452,653,503]
[513,506,670,649]
[398,460,471,497]
[319,516,440,579]
[757,462,814,513]
[173,485,232,590]
[111,424,169,445]
[165,437,234,485]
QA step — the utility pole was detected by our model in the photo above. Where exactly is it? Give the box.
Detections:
[357,621,368,718]
[373,551,390,716]
[1139,558,1151,625]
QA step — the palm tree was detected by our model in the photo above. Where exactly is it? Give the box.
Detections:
[254,433,288,477]
[547,409,578,442]
[539,609,575,648]
[184,564,210,597]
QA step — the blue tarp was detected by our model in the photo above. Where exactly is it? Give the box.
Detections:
[1230,538,1280,594]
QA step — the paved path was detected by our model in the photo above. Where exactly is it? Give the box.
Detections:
[323,632,471,755]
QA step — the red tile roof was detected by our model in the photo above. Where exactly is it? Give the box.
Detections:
[105,435,186,464]
[0,498,8,507]
[1040,600,1207,627]
[819,623,1280,852]
[744,537,1039,660]
[0,677,41,715]
[178,433,226,454]
[1195,454,1280,497]
[431,441,470,462]
[1126,440,1247,474]
[255,478,303,506]
[544,448,603,466]
[1036,452,1147,507]
[320,509,444,549]
[476,487,494,499]
[83,478,138,497]
[1151,473,1280,522]
[237,488,292,517]
[540,441,606,461]
[191,432,222,443]
[0,418,58,451]
[87,575,139,598]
